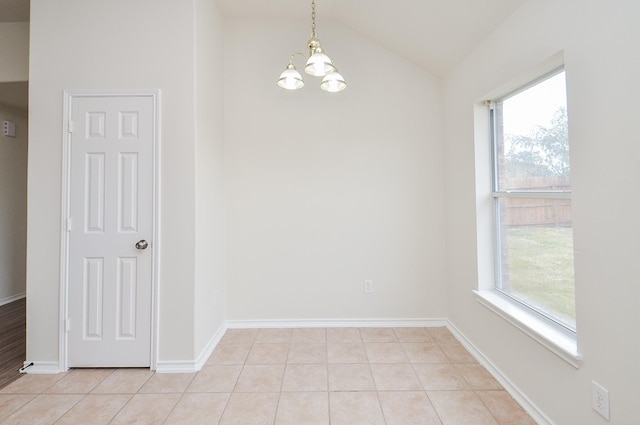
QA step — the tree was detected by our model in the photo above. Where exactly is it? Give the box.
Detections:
[505,107,570,178]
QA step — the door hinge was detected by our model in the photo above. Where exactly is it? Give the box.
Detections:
[68,121,74,133]
[65,318,70,333]
[66,218,72,232]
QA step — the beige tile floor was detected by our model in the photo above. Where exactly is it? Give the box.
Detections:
[0,327,537,424]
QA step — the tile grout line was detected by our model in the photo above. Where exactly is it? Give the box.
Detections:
[4,371,65,424]
[105,393,134,425]
[363,328,391,425]
[158,371,198,424]
[272,329,292,425]
[54,369,116,424]
[218,329,256,424]
[324,331,331,424]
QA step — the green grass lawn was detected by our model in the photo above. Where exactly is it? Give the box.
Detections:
[504,226,576,329]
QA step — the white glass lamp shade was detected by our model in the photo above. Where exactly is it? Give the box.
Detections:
[320,70,346,92]
[278,64,304,90]
[305,52,336,77]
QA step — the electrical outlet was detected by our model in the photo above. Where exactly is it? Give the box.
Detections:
[592,381,610,420]
[363,279,374,294]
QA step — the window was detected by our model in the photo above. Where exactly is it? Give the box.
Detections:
[490,68,576,332]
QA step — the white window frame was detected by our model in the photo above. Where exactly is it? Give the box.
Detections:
[474,65,582,368]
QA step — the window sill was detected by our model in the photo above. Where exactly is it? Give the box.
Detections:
[474,290,582,368]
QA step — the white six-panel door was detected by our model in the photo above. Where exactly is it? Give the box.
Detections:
[66,93,156,367]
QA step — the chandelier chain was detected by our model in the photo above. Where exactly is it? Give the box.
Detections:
[311,0,317,38]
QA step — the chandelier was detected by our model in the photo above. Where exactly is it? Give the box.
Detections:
[277,0,346,92]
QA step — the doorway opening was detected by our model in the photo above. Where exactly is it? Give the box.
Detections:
[0,81,28,388]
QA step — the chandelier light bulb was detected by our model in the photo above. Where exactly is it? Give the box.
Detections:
[305,50,336,77]
[277,63,304,90]
[321,70,346,92]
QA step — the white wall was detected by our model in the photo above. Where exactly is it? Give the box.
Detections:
[194,0,226,357]
[27,0,224,367]
[224,18,447,321]
[0,103,27,303]
[0,23,29,82]
[444,0,640,423]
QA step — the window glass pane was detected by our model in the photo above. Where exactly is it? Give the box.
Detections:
[495,71,569,191]
[496,197,576,329]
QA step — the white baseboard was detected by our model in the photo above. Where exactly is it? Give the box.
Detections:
[446,321,554,425]
[21,361,62,374]
[155,322,228,373]
[194,322,228,371]
[154,360,199,374]
[0,292,26,307]
[226,318,449,329]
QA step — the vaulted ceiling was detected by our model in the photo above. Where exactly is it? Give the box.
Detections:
[0,0,526,110]
[0,0,525,76]
[216,0,525,77]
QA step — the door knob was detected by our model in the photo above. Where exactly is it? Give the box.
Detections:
[135,240,149,250]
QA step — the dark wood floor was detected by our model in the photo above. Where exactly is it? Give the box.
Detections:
[0,297,26,390]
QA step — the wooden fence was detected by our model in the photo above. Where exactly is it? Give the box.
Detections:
[500,176,572,228]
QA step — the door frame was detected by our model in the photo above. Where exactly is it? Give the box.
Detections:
[59,89,161,371]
